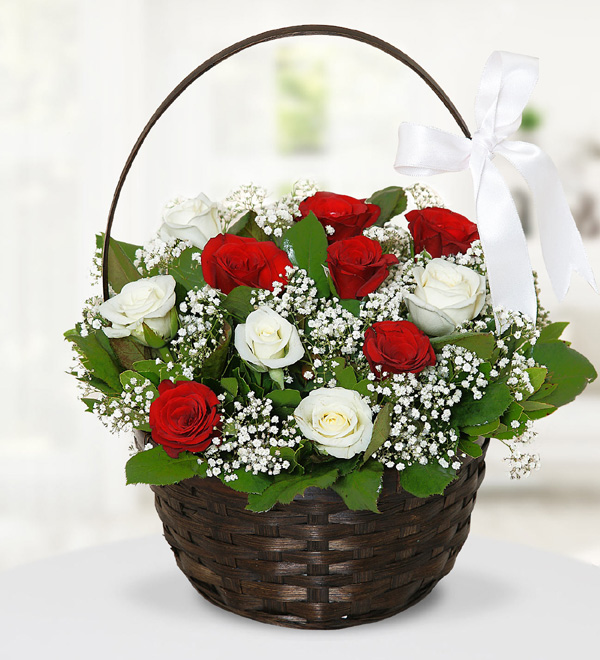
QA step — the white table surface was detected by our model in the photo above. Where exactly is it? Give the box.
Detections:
[0,534,598,659]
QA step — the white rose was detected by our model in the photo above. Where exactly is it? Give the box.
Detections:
[159,193,221,249]
[99,275,177,343]
[294,387,373,459]
[234,306,304,370]
[404,258,487,337]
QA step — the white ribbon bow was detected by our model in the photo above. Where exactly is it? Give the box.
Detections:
[394,50,597,323]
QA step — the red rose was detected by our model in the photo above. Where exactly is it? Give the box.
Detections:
[201,234,292,295]
[406,207,479,257]
[149,380,220,457]
[327,236,399,299]
[363,321,436,378]
[298,191,381,242]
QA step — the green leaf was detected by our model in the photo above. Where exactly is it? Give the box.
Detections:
[267,389,302,408]
[109,337,150,370]
[246,464,339,512]
[201,322,232,380]
[362,403,392,464]
[132,359,162,373]
[65,329,123,392]
[222,286,256,322]
[269,368,285,390]
[281,212,329,298]
[525,367,547,394]
[132,359,162,385]
[366,186,407,226]
[538,322,569,344]
[400,461,457,498]
[224,469,272,494]
[430,331,495,360]
[98,235,142,293]
[168,247,206,295]
[333,362,358,389]
[119,369,158,397]
[142,323,167,348]
[227,210,255,236]
[532,340,597,407]
[529,382,558,401]
[521,400,556,420]
[220,377,238,397]
[330,454,361,477]
[452,382,513,427]
[502,401,524,426]
[331,459,384,512]
[125,446,201,485]
[352,379,372,397]
[232,366,251,397]
[462,418,500,437]
[80,375,120,395]
[234,214,269,242]
[458,438,483,457]
[491,402,525,439]
[81,397,98,413]
[340,299,361,316]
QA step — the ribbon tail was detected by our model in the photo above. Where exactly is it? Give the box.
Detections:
[498,141,598,299]
[471,149,538,323]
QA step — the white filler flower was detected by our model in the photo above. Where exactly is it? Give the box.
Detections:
[99,275,177,342]
[159,193,221,249]
[404,258,486,337]
[294,387,373,459]
[234,306,304,370]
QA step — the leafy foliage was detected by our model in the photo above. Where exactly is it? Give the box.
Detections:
[201,322,232,379]
[70,185,597,508]
[400,461,457,498]
[281,212,329,298]
[430,331,495,360]
[452,382,513,427]
[222,286,256,322]
[125,446,204,485]
[367,186,407,226]
[362,403,392,463]
[532,340,597,407]
[223,469,272,494]
[168,248,205,297]
[246,464,340,512]
[331,459,384,512]
[65,328,123,393]
[96,234,141,293]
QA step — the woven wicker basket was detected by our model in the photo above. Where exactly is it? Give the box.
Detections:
[107,26,485,629]
[149,443,487,629]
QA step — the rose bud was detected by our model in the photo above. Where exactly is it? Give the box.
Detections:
[149,380,221,457]
[327,235,399,299]
[201,234,292,295]
[406,207,479,258]
[363,320,436,378]
[298,191,380,243]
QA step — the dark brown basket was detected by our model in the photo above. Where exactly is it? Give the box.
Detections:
[150,443,487,629]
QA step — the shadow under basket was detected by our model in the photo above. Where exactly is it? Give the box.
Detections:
[150,443,487,630]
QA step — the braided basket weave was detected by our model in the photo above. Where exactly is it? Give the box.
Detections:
[150,442,487,629]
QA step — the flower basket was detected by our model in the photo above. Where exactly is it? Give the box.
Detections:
[144,432,488,629]
[66,25,596,630]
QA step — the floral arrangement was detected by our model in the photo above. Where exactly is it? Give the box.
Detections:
[65,180,596,512]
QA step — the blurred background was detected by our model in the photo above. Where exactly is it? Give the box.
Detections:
[1,0,599,571]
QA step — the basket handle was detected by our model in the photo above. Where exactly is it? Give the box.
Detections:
[102,24,472,300]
